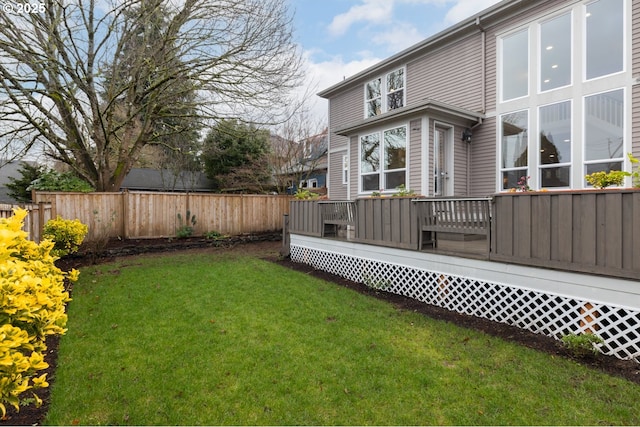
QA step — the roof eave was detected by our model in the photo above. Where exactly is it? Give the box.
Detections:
[335,99,485,136]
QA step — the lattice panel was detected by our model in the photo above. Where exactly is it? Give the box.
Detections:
[290,245,640,362]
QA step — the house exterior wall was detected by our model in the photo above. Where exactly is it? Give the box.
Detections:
[406,31,484,111]
[321,0,639,200]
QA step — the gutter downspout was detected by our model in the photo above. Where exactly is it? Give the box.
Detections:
[467,17,486,195]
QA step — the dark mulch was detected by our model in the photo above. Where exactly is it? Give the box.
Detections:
[4,236,639,425]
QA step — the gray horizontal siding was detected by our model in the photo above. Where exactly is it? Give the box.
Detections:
[407,31,483,112]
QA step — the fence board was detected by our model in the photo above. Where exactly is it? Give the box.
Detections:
[0,203,52,242]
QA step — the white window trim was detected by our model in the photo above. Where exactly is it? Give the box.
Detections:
[342,154,349,185]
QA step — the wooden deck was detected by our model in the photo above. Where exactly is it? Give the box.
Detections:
[288,191,640,281]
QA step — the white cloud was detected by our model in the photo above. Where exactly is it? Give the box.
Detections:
[443,0,502,24]
[298,51,382,123]
[328,0,393,37]
[371,23,425,53]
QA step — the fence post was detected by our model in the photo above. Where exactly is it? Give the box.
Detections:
[280,213,290,257]
[37,202,46,243]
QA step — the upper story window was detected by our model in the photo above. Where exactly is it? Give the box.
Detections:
[365,68,405,118]
[586,0,624,80]
[500,29,529,101]
[497,0,628,191]
[540,12,572,92]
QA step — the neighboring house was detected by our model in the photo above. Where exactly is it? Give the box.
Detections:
[319,0,637,199]
[0,160,36,204]
[294,130,328,194]
[120,168,214,192]
[271,130,328,195]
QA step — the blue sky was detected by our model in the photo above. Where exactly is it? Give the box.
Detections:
[288,0,502,122]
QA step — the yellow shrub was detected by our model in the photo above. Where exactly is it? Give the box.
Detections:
[42,216,88,257]
[0,209,76,417]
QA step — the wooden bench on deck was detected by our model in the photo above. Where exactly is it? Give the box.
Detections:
[319,201,356,238]
[413,197,492,252]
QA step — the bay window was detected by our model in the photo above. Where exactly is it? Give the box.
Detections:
[360,125,407,192]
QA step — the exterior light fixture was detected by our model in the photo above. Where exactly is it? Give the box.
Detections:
[462,128,472,143]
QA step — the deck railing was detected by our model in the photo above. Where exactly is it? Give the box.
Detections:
[288,190,640,280]
[491,190,640,280]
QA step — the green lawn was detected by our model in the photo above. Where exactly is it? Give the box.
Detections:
[45,250,640,425]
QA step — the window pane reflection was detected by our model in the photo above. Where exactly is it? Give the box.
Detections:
[586,0,623,79]
[540,13,571,91]
[502,29,528,100]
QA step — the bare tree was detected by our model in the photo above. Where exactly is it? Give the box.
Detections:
[269,109,327,194]
[0,0,304,191]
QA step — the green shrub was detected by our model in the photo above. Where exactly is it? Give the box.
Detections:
[42,216,89,257]
[176,211,196,238]
[392,184,416,197]
[0,209,77,417]
[204,230,227,240]
[293,189,320,200]
[584,170,628,189]
[561,333,604,358]
[27,170,94,193]
[628,152,640,187]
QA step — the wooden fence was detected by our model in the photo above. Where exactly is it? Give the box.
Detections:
[33,191,292,241]
[0,203,52,242]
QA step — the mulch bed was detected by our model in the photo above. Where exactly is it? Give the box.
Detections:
[3,236,639,425]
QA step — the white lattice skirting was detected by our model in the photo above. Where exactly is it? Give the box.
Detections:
[290,235,640,362]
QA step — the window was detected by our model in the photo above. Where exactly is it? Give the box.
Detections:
[539,101,572,187]
[501,29,529,101]
[540,13,571,92]
[342,154,349,184]
[497,0,629,191]
[299,178,318,189]
[586,0,623,80]
[500,111,528,190]
[365,78,382,117]
[386,69,404,111]
[360,125,407,192]
[383,126,406,189]
[365,68,405,118]
[584,89,624,177]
